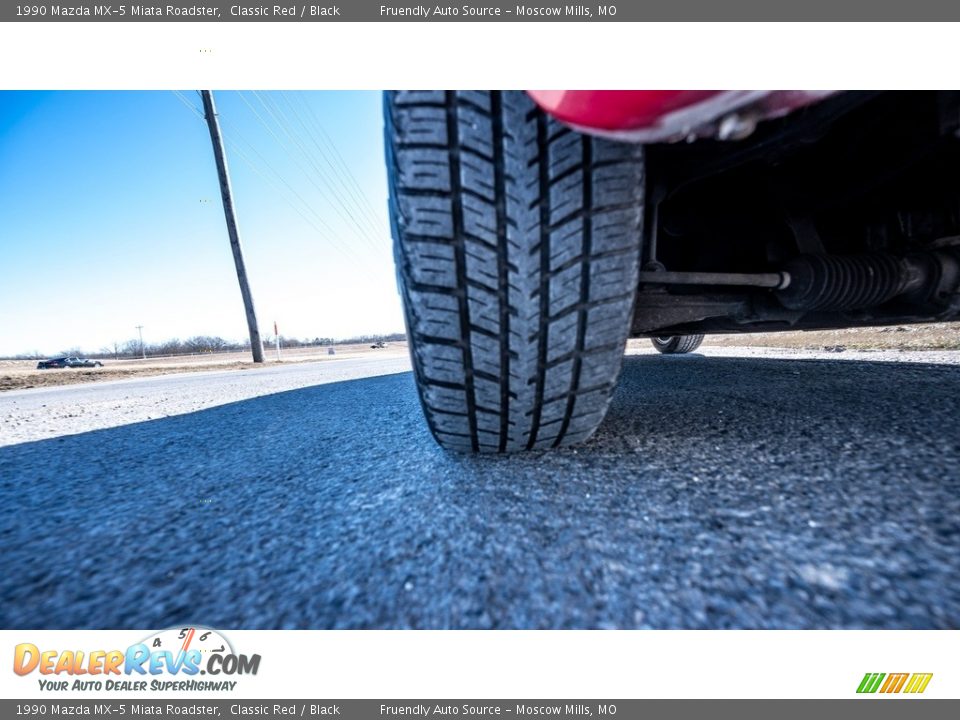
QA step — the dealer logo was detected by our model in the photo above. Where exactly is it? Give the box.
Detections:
[13,626,260,692]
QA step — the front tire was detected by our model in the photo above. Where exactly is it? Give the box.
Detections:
[651,335,705,354]
[386,90,644,452]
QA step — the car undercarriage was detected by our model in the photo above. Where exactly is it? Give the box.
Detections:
[635,90,960,338]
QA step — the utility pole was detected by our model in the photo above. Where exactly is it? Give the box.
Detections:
[200,89,265,363]
[135,325,145,359]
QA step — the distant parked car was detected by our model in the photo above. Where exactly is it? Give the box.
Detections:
[370,341,386,349]
[66,357,103,368]
[36,356,103,369]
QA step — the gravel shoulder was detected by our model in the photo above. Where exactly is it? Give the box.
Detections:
[0,342,409,393]
[0,352,412,447]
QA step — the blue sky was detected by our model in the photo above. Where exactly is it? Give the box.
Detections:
[0,91,401,357]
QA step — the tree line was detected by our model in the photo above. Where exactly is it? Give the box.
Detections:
[6,332,407,360]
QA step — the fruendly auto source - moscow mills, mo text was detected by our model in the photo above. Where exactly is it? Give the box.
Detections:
[379,4,615,18]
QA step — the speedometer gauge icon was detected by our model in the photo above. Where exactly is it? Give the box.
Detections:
[141,626,234,658]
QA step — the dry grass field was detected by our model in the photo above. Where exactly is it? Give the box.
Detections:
[699,322,960,351]
[0,342,409,392]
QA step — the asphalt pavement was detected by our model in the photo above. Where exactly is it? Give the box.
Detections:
[1,350,958,628]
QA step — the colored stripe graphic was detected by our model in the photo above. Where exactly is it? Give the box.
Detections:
[880,673,909,693]
[857,672,933,694]
[857,673,885,693]
[903,673,933,694]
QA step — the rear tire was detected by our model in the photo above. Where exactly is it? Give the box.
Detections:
[386,90,645,452]
[651,335,705,354]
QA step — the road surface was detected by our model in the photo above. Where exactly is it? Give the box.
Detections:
[1,349,958,628]
[0,353,412,447]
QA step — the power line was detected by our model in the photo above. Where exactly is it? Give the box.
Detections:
[248,91,386,254]
[171,89,204,119]
[278,91,385,239]
[219,114,340,237]
[219,123,374,266]
[222,137,370,266]
[289,91,387,229]
[170,90,370,267]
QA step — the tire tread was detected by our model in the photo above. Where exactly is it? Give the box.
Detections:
[387,90,644,452]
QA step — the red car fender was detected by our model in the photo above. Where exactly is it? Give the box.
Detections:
[526,90,835,143]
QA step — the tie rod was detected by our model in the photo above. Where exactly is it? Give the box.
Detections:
[638,270,791,290]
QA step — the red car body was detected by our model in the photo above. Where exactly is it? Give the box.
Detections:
[526,90,834,143]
